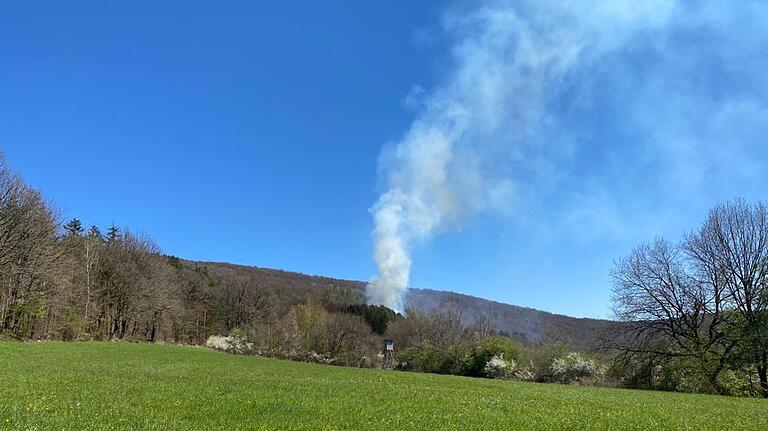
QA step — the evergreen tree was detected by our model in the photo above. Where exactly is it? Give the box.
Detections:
[88,225,103,240]
[63,218,84,236]
[107,224,121,242]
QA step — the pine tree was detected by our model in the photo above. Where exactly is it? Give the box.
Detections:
[63,218,84,236]
[107,224,120,242]
[88,225,103,240]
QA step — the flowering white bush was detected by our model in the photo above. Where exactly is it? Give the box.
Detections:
[512,365,535,381]
[205,335,232,351]
[303,351,336,365]
[205,335,252,354]
[483,354,517,379]
[551,352,600,383]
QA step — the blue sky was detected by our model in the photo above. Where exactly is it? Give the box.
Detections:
[2,1,767,318]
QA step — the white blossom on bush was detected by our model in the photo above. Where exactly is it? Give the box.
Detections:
[206,335,233,351]
[512,366,535,381]
[303,351,336,365]
[551,352,600,383]
[483,354,517,379]
[205,335,252,354]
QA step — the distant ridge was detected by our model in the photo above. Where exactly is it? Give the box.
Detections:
[189,260,611,349]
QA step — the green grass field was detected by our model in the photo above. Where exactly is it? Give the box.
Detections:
[0,342,766,430]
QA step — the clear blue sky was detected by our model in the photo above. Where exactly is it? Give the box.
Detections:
[2,1,767,318]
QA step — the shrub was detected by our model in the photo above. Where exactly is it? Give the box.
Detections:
[512,365,535,381]
[464,336,525,377]
[717,368,761,397]
[205,332,252,354]
[652,358,725,395]
[299,351,337,365]
[530,342,569,382]
[206,335,233,351]
[483,354,517,379]
[396,343,469,375]
[551,352,602,384]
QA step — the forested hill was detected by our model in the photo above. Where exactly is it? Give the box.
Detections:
[191,260,611,349]
[0,153,607,350]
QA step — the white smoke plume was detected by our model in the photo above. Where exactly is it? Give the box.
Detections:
[366,0,762,311]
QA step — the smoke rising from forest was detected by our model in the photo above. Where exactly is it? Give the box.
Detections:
[367,0,768,310]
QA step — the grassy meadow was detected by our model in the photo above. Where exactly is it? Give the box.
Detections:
[0,342,766,430]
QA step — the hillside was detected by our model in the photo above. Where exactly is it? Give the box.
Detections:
[405,289,612,350]
[191,260,612,349]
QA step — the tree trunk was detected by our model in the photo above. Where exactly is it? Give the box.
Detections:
[759,365,768,398]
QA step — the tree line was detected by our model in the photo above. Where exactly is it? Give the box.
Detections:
[0,154,257,343]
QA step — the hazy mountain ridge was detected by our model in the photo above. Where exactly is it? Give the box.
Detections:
[192,260,611,349]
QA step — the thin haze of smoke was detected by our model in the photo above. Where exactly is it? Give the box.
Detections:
[366,0,766,311]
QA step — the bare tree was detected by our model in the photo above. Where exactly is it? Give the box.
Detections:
[83,226,103,330]
[211,274,272,334]
[685,200,768,396]
[610,238,734,393]
[0,156,62,339]
[611,200,768,396]
[386,308,472,351]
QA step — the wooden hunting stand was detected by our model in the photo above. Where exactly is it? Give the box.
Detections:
[384,339,394,368]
